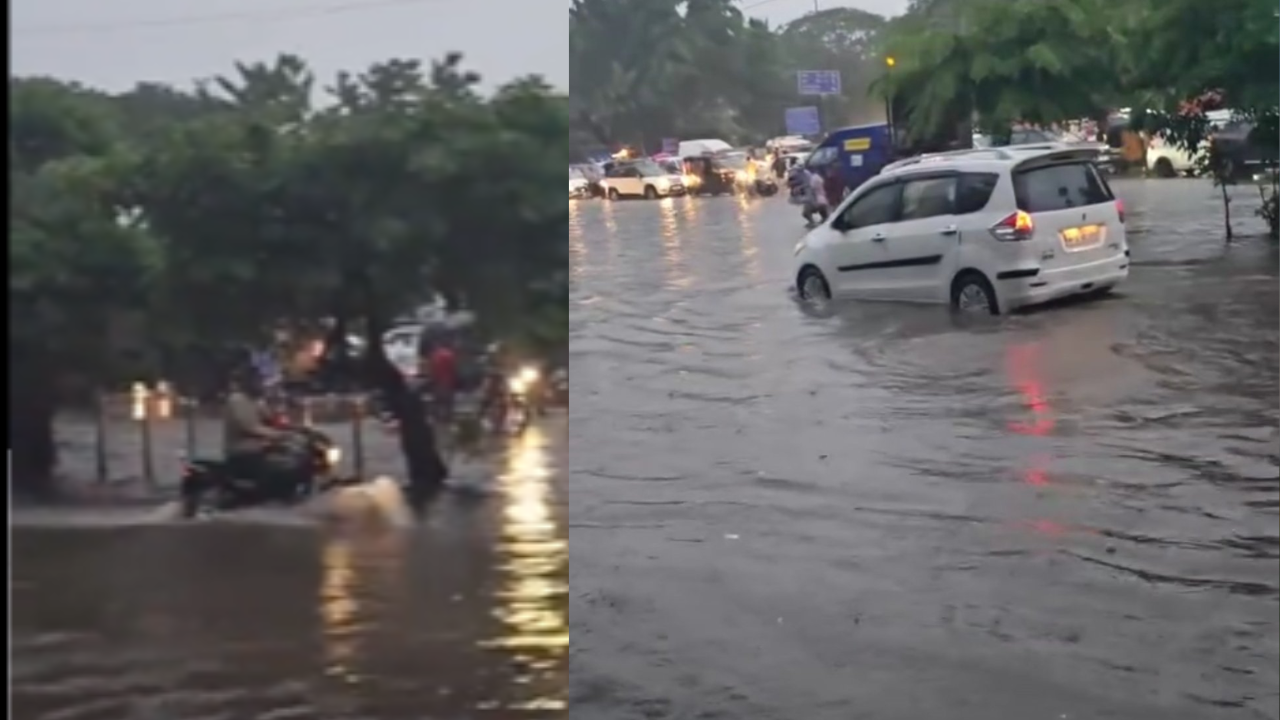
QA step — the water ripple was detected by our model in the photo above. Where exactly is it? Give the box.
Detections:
[570,182,1279,719]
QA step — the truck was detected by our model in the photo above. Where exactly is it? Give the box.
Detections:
[803,122,894,195]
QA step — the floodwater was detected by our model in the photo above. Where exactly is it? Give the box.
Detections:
[12,418,567,720]
[568,180,1279,719]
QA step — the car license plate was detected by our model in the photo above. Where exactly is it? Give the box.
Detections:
[1059,224,1105,251]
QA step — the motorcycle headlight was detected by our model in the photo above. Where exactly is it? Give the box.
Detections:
[508,377,527,394]
[735,170,748,182]
[325,446,342,466]
[518,366,540,385]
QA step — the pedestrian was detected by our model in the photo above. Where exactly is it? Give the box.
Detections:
[803,167,830,225]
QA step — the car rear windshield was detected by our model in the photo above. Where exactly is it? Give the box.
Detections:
[1013,161,1113,213]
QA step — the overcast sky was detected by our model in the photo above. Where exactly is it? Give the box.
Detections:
[745,0,909,25]
[11,0,568,92]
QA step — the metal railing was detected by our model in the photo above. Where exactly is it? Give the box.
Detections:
[63,385,405,490]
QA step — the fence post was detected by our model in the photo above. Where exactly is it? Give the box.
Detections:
[132,382,155,490]
[94,392,108,484]
[351,395,365,479]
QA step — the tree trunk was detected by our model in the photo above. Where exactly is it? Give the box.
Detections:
[361,308,447,513]
[9,351,59,500]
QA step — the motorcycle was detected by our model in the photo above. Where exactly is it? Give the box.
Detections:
[178,422,363,518]
[489,365,541,435]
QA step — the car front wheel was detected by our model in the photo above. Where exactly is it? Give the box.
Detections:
[797,266,831,301]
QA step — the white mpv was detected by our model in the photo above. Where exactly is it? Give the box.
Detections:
[792,144,1129,314]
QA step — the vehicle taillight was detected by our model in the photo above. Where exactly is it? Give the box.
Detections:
[1115,199,1125,224]
[990,210,1035,241]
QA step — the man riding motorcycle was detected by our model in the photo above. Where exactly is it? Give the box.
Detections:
[223,367,308,496]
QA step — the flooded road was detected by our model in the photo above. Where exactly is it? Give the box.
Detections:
[568,180,1279,720]
[13,418,567,720]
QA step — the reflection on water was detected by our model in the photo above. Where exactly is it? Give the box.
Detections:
[659,198,690,289]
[734,195,762,280]
[13,419,567,720]
[569,200,586,280]
[481,425,569,712]
[568,182,1279,719]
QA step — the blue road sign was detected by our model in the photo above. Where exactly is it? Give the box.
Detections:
[796,70,842,96]
[784,106,821,136]
[661,137,679,154]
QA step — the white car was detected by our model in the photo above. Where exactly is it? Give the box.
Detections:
[601,160,685,200]
[793,144,1129,314]
[570,167,590,197]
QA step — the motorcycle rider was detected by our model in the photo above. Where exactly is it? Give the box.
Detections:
[478,342,510,426]
[223,366,299,495]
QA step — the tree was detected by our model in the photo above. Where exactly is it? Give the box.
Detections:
[1124,0,1279,238]
[9,54,567,500]
[874,0,1122,147]
[568,0,893,152]
[10,78,158,496]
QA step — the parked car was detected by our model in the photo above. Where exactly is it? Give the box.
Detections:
[600,160,686,200]
[570,166,590,198]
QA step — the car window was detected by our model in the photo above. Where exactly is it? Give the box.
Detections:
[955,172,1000,214]
[1014,162,1113,212]
[807,147,838,168]
[605,166,626,178]
[839,183,900,229]
[900,176,957,220]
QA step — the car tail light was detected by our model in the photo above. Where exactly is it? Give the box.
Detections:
[1115,199,1125,223]
[990,210,1035,241]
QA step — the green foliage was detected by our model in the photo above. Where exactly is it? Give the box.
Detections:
[875,0,1122,145]
[569,0,891,151]
[9,53,567,484]
[571,0,1277,169]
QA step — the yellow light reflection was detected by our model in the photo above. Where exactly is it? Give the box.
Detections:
[735,194,762,280]
[569,199,586,280]
[320,537,362,684]
[478,425,567,712]
[681,193,700,224]
[660,198,692,289]
[318,529,407,687]
[600,199,619,272]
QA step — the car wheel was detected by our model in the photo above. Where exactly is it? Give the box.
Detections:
[797,266,831,302]
[607,187,620,201]
[1153,157,1176,178]
[644,185,658,199]
[950,271,999,315]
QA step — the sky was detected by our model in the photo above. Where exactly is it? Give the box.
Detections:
[11,0,568,92]
[744,0,910,25]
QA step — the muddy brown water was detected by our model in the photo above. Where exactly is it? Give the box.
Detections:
[568,179,1278,719]
[13,417,567,720]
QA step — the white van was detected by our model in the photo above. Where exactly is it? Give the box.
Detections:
[793,144,1129,314]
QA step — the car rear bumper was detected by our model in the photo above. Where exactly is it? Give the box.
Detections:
[997,252,1130,310]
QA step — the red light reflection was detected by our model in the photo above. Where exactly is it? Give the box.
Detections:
[1005,343,1055,436]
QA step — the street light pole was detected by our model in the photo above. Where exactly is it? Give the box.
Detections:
[884,56,897,154]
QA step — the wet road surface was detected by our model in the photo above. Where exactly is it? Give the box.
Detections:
[13,418,567,720]
[568,180,1279,719]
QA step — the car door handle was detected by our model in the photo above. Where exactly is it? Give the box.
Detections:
[871,232,887,242]
[939,225,959,236]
